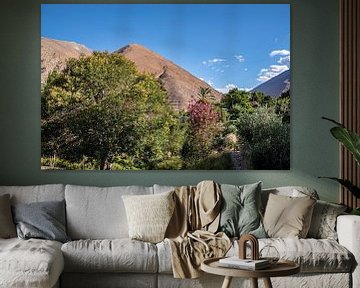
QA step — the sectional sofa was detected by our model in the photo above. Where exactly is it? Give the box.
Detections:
[0,183,359,288]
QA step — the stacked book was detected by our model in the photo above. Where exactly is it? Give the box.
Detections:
[218,257,271,270]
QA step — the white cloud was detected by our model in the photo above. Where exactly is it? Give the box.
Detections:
[216,84,237,93]
[203,58,227,66]
[257,65,289,82]
[215,84,251,94]
[244,68,248,72]
[269,49,290,57]
[234,55,245,62]
[278,55,290,66]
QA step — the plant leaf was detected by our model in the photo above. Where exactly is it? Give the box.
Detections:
[319,177,360,199]
[322,117,360,165]
[330,127,360,165]
[322,116,344,127]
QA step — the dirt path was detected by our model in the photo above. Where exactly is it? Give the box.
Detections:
[230,151,243,170]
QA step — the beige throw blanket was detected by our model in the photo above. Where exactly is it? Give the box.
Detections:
[165,181,231,279]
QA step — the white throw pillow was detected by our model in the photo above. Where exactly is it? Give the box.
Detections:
[122,191,175,243]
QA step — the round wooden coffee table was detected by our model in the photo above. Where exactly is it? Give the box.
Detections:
[201,257,300,288]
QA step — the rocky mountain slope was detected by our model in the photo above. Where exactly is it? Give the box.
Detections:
[41,38,222,109]
[116,44,222,109]
[41,37,92,83]
[251,69,290,97]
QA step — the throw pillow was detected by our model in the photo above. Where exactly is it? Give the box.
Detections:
[0,194,17,238]
[218,182,266,238]
[263,193,316,238]
[12,200,70,243]
[307,200,347,240]
[122,191,175,243]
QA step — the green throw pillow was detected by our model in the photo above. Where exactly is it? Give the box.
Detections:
[218,182,266,238]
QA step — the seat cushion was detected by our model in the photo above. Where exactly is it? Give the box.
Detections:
[0,238,64,288]
[157,238,354,274]
[61,239,158,273]
[228,238,354,273]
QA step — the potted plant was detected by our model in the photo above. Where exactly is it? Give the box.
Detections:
[320,117,360,215]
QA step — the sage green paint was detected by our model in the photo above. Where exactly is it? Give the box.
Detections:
[0,0,340,202]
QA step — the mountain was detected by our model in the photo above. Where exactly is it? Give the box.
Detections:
[116,44,222,109]
[41,38,222,110]
[251,69,290,97]
[41,37,92,83]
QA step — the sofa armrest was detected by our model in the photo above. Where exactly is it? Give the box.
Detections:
[337,215,360,288]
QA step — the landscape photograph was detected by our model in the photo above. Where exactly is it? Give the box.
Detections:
[41,4,290,170]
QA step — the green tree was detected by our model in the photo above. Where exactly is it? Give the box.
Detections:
[42,52,185,170]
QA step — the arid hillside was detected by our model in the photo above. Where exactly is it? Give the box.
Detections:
[41,37,222,109]
[116,44,222,109]
[41,37,92,83]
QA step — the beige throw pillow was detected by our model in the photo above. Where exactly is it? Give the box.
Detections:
[263,193,316,238]
[0,194,17,238]
[122,191,175,243]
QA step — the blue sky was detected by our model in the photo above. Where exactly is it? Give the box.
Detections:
[41,4,290,92]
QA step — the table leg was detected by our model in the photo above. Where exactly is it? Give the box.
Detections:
[263,277,273,288]
[221,276,233,288]
[251,278,258,288]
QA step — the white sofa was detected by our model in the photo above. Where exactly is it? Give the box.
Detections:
[0,184,359,288]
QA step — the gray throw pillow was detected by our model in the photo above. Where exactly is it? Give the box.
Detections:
[218,182,266,238]
[0,194,17,238]
[307,200,347,240]
[12,200,70,243]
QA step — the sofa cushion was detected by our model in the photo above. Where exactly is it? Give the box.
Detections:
[307,200,347,240]
[65,185,153,239]
[61,239,158,273]
[0,194,16,238]
[122,191,175,243]
[218,182,266,238]
[157,237,353,274]
[263,193,316,238]
[260,238,353,273]
[261,186,319,213]
[12,200,70,243]
[0,238,64,288]
[153,184,176,194]
[0,184,65,204]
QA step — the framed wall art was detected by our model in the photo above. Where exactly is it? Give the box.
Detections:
[41,4,290,170]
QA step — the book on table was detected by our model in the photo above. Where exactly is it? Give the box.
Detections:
[218,257,271,270]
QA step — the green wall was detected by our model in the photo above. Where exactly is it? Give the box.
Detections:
[0,0,340,202]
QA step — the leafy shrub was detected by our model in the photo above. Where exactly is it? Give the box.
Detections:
[236,107,290,169]
[187,152,234,170]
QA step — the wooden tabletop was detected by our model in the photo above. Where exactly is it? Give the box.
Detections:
[201,257,300,278]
